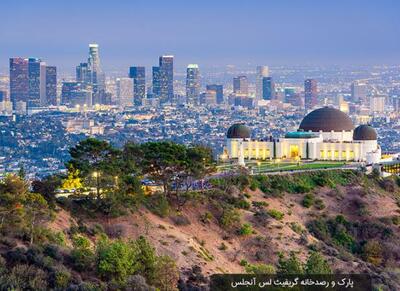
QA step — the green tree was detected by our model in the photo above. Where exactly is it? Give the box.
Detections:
[362,240,383,266]
[31,174,62,209]
[305,252,332,274]
[153,255,179,291]
[0,175,28,231]
[96,238,139,284]
[24,193,52,245]
[278,252,304,274]
[68,138,121,177]
[220,207,241,230]
[71,235,95,271]
[136,141,187,196]
[134,236,157,282]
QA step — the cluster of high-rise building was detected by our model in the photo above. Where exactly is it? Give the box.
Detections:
[4,43,400,118]
[6,57,57,114]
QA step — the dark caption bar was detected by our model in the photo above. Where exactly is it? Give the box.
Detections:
[210,274,372,291]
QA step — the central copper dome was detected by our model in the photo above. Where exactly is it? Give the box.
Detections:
[299,107,354,132]
[227,124,251,139]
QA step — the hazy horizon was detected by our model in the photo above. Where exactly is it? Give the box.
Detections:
[1,0,400,73]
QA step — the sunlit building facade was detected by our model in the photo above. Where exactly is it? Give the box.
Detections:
[225,107,381,165]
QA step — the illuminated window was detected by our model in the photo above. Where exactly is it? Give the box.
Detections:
[334,150,339,158]
[342,151,347,159]
[244,149,248,157]
[289,145,299,158]
[327,150,332,158]
[320,150,325,159]
[349,151,355,159]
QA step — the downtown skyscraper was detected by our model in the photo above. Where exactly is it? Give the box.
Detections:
[158,55,174,104]
[129,66,146,106]
[206,84,224,104]
[256,66,269,100]
[9,58,29,106]
[116,77,133,108]
[186,64,200,105]
[10,57,56,108]
[233,76,248,96]
[262,77,275,100]
[304,79,318,111]
[88,44,107,104]
[45,66,57,106]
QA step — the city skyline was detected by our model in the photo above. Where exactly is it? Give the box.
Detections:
[1,0,400,72]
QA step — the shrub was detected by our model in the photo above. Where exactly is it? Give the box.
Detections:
[290,222,305,234]
[152,255,179,291]
[220,207,241,230]
[253,209,270,226]
[218,243,228,251]
[245,263,275,274]
[379,178,396,192]
[43,244,63,261]
[49,265,71,289]
[171,214,191,226]
[1,264,48,290]
[392,216,400,226]
[252,201,269,209]
[96,238,139,284]
[239,259,248,266]
[238,223,253,236]
[125,275,156,291]
[267,209,284,221]
[362,240,383,266]
[105,224,127,239]
[145,194,170,218]
[305,252,332,274]
[71,235,95,272]
[277,252,303,275]
[235,199,251,210]
[314,198,325,210]
[199,212,213,224]
[302,193,315,208]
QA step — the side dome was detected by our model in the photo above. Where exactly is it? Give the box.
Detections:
[299,107,354,132]
[353,125,377,140]
[227,124,251,139]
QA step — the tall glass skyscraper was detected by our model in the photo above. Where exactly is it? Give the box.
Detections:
[45,66,57,106]
[28,58,43,107]
[186,64,200,105]
[76,62,92,84]
[304,79,318,111]
[256,66,269,100]
[262,77,275,100]
[206,84,224,104]
[10,57,56,108]
[233,75,248,96]
[159,55,174,103]
[152,66,161,99]
[129,66,146,106]
[9,57,29,106]
[88,44,106,103]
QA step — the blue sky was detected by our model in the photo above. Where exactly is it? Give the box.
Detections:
[1,0,399,72]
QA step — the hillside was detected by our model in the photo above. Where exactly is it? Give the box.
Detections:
[1,139,400,290]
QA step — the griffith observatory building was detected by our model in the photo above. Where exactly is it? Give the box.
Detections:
[225,107,381,165]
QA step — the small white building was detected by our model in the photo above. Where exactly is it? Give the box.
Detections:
[225,107,381,165]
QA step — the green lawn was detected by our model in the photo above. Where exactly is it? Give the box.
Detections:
[217,160,346,173]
